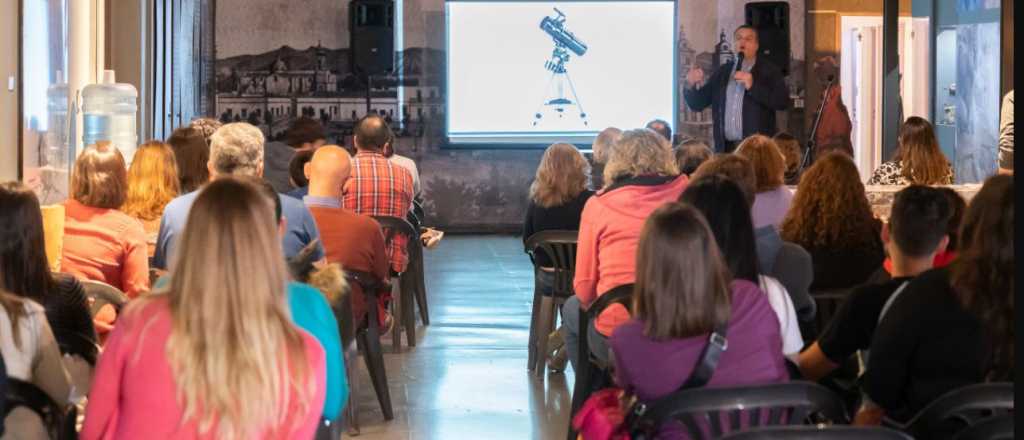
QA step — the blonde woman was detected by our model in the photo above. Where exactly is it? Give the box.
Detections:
[81,178,326,439]
[562,128,687,372]
[122,141,180,256]
[523,143,593,371]
[61,142,149,298]
[736,134,793,229]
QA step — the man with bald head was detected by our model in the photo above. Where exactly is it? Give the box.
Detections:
[344,114,415,275]
[305,145,393,329]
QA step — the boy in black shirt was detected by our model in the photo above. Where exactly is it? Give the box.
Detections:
[797,185,952,380]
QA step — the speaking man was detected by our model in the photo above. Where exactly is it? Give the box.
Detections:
[683,25,789,153]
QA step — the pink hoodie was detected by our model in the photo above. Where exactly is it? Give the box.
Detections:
[573,175,689,336]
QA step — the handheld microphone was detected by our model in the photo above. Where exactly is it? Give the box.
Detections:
[734,52,745,82]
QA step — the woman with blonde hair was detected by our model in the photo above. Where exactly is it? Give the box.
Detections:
[736,134,793,229]
[122,141,180,256]
[867,116,954,185]
[523,143,594,371]
[562,128,687,372]
[781,152,884,290]
[81,177,326,439]
[61,142,149,298]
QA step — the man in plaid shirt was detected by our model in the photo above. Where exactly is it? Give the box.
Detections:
[343,115,415,274]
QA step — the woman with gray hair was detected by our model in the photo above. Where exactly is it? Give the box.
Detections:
[561,128,688,372]
[588,127,622,190]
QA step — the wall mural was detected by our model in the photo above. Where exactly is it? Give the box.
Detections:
[212,0,806,231]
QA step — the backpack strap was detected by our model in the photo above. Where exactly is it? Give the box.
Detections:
[626,321,729,437]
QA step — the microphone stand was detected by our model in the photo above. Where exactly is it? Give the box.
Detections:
[803,75,834,171]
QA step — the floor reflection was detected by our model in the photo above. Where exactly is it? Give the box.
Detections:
[344,235,572,440]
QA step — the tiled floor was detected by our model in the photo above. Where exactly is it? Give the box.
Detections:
[343,235,574,440]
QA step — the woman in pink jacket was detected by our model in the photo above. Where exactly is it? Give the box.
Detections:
[560,128,688,372]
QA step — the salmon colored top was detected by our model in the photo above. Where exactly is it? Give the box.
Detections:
[60,199,150,297]
[574,175,689,336]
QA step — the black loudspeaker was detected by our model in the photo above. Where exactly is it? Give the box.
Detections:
[350,0,395,76]
[745,1,790,77]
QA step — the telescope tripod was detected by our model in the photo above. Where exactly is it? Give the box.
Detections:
[533,46,588,126]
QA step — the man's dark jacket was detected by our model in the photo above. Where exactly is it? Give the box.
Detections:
[683,58,790,152]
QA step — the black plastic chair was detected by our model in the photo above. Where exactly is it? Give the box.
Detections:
[523,230,577,376]
[953,413,1014,440]
[80,279,129,318]
[566,283,633,440]
[806,287,853,340]
[372,215,424,351]
[3,378,77,440]
[638,381,848,439]
[886,382,1014,440]
[342,269,395,425]
[721,425,913,439]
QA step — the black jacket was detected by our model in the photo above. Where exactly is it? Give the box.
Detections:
[683,57,790,152]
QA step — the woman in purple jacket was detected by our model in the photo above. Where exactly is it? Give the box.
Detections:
[610,202,788,437]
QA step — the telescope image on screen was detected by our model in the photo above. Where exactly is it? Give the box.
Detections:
[446,1,676,146]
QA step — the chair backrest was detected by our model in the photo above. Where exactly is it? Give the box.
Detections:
[79,279,129,317]
[899,382,1014,440]
[524,230,578,298]
[769,242,815,322]
[952,413,1014,440]
[3,378,76,440]
[720,426,913,440]
[642,381,849,439]
[807,288,853,340]
[40,204,65,272]
[371,215,421,273]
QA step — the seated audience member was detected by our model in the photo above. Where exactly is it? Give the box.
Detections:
[645,119,673,144]
[166,127,211,194]
[524,143,594,371]
[303,145,393,332]
[859,175,1014,425]
[781,152,884,291]
[82,178,327,439]
[153,122,324,270]
[61,143,149,298]
[882,187,965,275]
[0,183,97,365]
[690,154,815,325]
[674,139,713,176]
[250,178,347,422]
[773,132,802,185]
[588,127,622,190]
[611,203,787,437]
[342,115,414,274]
[680,175,804,358]
[798,185,952,381]
[266,117,328,193]
[523,143,595,292]
[187,117,222,143]
[383,141,422,203]
[736,134,793,229]
[122,141,180,257]
[561,128,687,371]
[285,149,315,199]
[0,290,72,438]
[867,116,954,185]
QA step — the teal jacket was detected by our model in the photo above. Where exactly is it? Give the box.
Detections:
[287,282,347,421]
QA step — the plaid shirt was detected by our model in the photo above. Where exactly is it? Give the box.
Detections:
[343,151,415,273]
